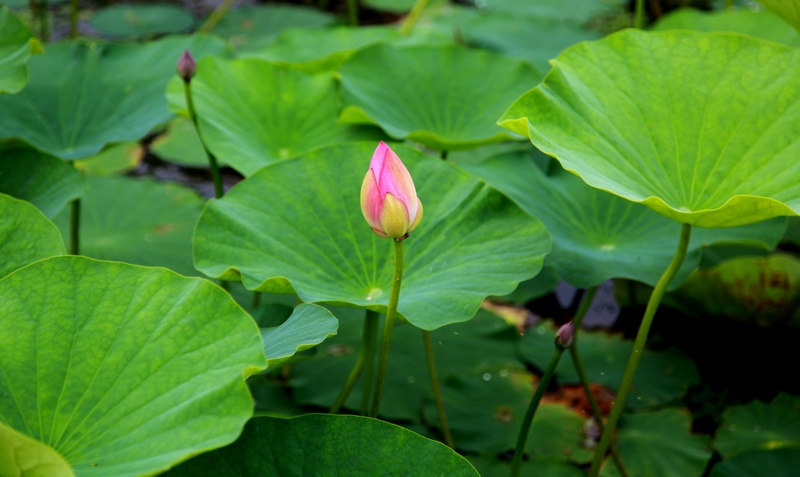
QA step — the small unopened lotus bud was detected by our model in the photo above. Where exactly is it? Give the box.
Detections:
[555,322,574,349]
[177,50,196,82]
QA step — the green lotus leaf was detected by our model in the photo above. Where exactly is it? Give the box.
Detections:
[467,457,585,477]
[652,8,800,47]
[151,117,216,168]
[339,44,541,151]
[458,148,786,289]
[0,35,231,160]
[164,414,478,476]
[194,143,551,330]
[672,254,800,328]
[212,4,338,52]
[262,303,338,370]
[600,409,712,476]
[173,56,385,176]
[53,176,204,276]
[0,193,64,278]
[714,393,800,459]
[760,0,800,31]
[474,0,626,24]
[242,26,400,73]
[710,449,800,477]
[0,256,266,477]
[0,6,42,94]
[89,4,194,39]
[73,141,143,177]
[500,30,800,227]
[520,322,700,409]
[363,0,417,13]
[0,146,83,217]
[0,422,74,477]
[290,307,521,421]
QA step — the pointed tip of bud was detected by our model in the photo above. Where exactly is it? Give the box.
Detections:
[177,50,196,82]
[555,322,574,349]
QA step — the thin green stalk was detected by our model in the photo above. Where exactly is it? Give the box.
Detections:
[569,287,629,477]
[510,346,565,477]
[422,329,454,448]
[330,310,379,414]
[440,150,448,160]
[369,239,404,418]
[347,0,358,26]
[39,0,49,41]
[69,198,80,255]
[634,0,645,29]
[183,81,224,199]
[251,291,261,310]
[69,0,78,38]
[360,310,379,415]
[400,0,429,36]
[588,223,692,476]
[199,0,236,33]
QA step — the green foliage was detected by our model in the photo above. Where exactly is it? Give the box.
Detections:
[89,4,195,39]
[0,6,41,94]
[262,303,339,370]
[714,394,800,459]
[0,193,64,278]
[652,8,800,46]
[710,449,800,477]
[0,146,83,217]
[0,422,75,477]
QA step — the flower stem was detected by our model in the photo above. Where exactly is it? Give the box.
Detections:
[69,0,78,38]
[330,309,379,414]
[360,310,379,415]
[569,287,629,477]
[69,198,80,255]
[401,0,429,36]
[634,0,645,29]
[347,0,358,26]
[251,291,261,310]
[199,0,236,33]
[511,346,565,477]
[369,238,404,418]
[587,223,692,476]
[183,80,224,199]
[422,329,454,448]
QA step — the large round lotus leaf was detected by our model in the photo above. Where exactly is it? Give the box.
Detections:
[53,176,203,276]
[290,307,522,421]
[262,303,338,370]
[760,0,800,31]
[0,35,231,160]
[672,254,800,328]
[163,414,478,476]
[500,30,800,227]
[0,256,266,477]
[174,57,386,176]
[475,0,625,24]
[89,4,194,39]
[212,4,337,51]
[0,6,42,94]
[150,117,217,168]
[0,193,64,278]
[600,409,712,476]
[73,141,143,177]
[338,44,541,151]
[652,8,800,47]
[0,422,74,477]
[242,26,400,73]
[467,457,584,477]
[424,372,593,462]
[194,143,551,330]
[520,322,700,409]
[0,146,83,217]
[458,149,786,289]
[714,393,800,459]
[710,449,800,477]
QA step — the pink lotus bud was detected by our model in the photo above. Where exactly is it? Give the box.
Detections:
[177,50,196,82]
[360,142,423,239]
[555,322,574,349]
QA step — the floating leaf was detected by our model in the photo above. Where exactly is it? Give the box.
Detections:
[151,117,215,167]
[760,0,800,31]
[53,176,204,276]
[0,256,266,477]
[0,422,74,477]
[213,5,337,51]
[600,409,711,476]
[89,4,195,39]
[458,149,785,289]
[339,44,541,151]
[652,8,800,47]
[172,57,385,175]
[164,414,478,476]
[500,30,800,227]
[520,322,700,409]
[0,6,42,94]
[0,146,83,217]
[0,35,231,160]
[74,141,143,176]
[715,393,800,459]
[194,143,550,329]
[474,0,626,24]
[709,449,800,477]
[0,193,64,278]
[262,303,338,370]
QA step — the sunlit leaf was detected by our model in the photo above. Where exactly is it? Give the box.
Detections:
[0,6,42,94]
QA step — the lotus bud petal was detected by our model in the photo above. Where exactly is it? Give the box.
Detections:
[177,50,196,83]
[555,322,574,349]
[360,142,423,239]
